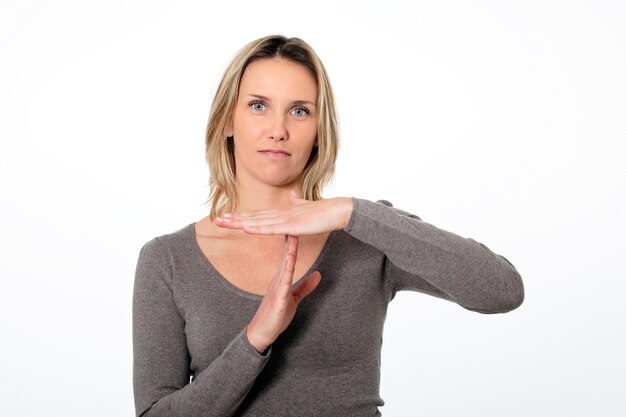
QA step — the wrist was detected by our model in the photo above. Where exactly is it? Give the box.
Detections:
[246,324,270,354]
[339,197,354,230]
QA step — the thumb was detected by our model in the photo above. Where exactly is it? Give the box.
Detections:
[291,271,322,305]
[288,190,307,205]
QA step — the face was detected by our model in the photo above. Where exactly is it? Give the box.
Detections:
[227,58,318,189]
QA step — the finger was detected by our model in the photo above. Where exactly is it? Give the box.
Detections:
[292,271,322,305]
[220,212,278,221]
[216,217,292,233]
[266,235,296,295]
[241,216,291,227]
[222,204,307,220]
[222,208,279,218]
[241,223,300,236]
[276,235,290,273]
[214,220,271,232]
[220,207,301,221]
[288,191,308,205]
[288,234,299,257]
[269,250,296,300]
[278,236,298,288]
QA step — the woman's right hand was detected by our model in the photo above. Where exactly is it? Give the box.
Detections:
[246,235,322,354]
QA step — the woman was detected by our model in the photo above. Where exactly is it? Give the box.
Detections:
[133,35,524,417]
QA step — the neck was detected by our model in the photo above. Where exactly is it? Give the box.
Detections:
[233,177,303,213]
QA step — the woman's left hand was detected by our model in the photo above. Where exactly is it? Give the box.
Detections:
[215,192,354,236]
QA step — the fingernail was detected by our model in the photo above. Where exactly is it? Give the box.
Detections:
[223,213,232,217]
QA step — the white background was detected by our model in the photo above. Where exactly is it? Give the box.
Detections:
[1,0,625,416]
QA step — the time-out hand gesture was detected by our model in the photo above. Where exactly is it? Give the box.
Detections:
[246,235,321,354]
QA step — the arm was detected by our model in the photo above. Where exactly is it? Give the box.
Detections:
[132,239,270,417]
[343,198,524,314]
[211,193,523,313]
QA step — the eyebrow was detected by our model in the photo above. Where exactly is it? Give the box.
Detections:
[247,94,316,107]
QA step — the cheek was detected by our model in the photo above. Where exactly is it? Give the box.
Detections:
[232,114,250,136]
[232,108,259,133]
[296,120,318,142]
[294,129,318,159]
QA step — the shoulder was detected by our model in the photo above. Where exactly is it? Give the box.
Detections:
[134,223,197,291]
[137,223,195,262]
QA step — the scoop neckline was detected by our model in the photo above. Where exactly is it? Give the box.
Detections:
[188,222,337,300]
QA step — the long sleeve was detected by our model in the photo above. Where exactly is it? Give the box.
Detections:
[343,198,524,313]
[132,238,271,417]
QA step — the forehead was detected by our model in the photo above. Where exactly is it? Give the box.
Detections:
[239,58,317,100]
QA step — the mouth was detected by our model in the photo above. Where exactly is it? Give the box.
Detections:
[258,149,291,155]
[259,149,290,159]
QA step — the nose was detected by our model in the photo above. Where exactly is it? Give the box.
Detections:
[269,113,288,141]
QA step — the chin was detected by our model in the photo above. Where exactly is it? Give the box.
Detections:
[266,177,298,187]
[260,173,302,188]
[257,166,298,182]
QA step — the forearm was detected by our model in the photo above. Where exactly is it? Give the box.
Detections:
[133,239,271,417]
[343,198,524,313]
[136,327,271,417]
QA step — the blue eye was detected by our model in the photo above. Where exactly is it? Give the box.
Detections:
[292,107,309,117]
[250,101,265,111]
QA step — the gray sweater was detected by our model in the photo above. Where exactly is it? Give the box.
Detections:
[133,198,524,417]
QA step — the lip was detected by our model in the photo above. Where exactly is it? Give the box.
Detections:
[259,149,290,155]
[259,149,289,159]
[259,150,290,159]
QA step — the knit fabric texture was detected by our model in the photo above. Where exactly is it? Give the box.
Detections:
[132,198,524,417]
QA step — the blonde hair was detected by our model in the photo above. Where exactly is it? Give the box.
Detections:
[203,35,340,220]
